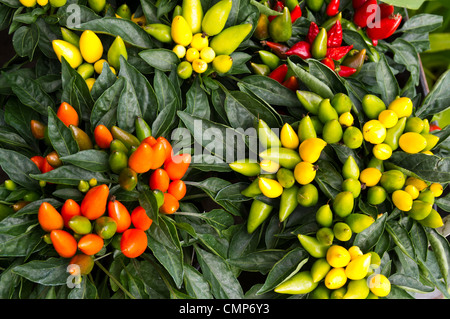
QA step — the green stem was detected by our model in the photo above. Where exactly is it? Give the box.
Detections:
[94,259,135,299]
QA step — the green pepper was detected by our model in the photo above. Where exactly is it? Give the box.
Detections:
[259,147,301,170]
[274,271,318,295]
[229,159,261,177]
[247,199,273,234]
[297,234,329,258]
[341,49,366,76]
[384,116,407,151]
[77,63,95,80]
[68,215,92,235]
[367,156,384,172]
[296,90,323,115]
[116,3,132,19]
[250,62,271,76]
[119,167,138,191]
[0,203,14,222]
[276,168,295,188]
[107,36,128,70]
[241,179,261,198]
[111,125,140,150]
[279,184,299,222]
[298,115,317,142]
[209,24,252,56]
[60,27,80,48]
[316,227,334,245]
[135,117,152,142]
[268,7,292,43]
[143,24,172,43]
[172,5,183,20]
[321,12,342,31]
[253,14,270,40]
[258,119,281,149]
[88,0,106,13]
[311,28,328,60]
[285,0,299,11]
[306,0,325,12]
[109,139,129,154]
[153,189,165,208]
[94,216,118,239]
[258,50,281,71]
[69,125,93,150]
[109,150,128,174]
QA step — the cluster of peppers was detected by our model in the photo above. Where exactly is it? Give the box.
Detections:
[352,0,403,46]
[37,184,151,277]
[25,100,192,275]
[53,28,128,91]
[251,3,375,91]
[99,117,191,215]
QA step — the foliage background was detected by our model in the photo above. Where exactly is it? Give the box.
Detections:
[408,0,450,127]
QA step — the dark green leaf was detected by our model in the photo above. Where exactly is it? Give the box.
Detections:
[60,57,95,120]
[385,38,420,87]
[227,249,286,274]
[47,107,79,158]
[308,59,347,95]
[0,148,41,191]
[354,213,387,252]
[416,69,450,119]
[12,258,69,286]
[12,24,39,60]
[387,152,450,183]
[118,56,158,125]
[314,159,343,199]
[139,49,180,72]
[426,228,450,287]
[2,71,54,116]
[238,74,304,109]
[376,54,400,106]
[90,62,117,101]
[398,13,443,34]
[195,245,244,299]
[257,247,309,295]
[30,165,111,186]
[185,76,210,120]
[147,218,184,288]
[183,263,213,299]
[138,189,159,225]
[90,77,125,128]
[386,220,416,260]
[60,149,110,172]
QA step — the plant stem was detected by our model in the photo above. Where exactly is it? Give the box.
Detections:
[94,259,136,299]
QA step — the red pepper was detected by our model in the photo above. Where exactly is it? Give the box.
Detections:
[268,1,284,22]
[321,57,335,70]
[366,13,402,40]
[307,21,320,44]
[353,0,379,28]
[282,75,299,91]
[379,3,395,19]
[326,45,353,60]
[337,65,357,77]
[261,40,290,59]
[268,64,288,83]
[326,0,340,17]
[429,121,441,132]
[327,20,343,48]
[290,4,302,23]
[352,0,368,9]
[285,40,311,59]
